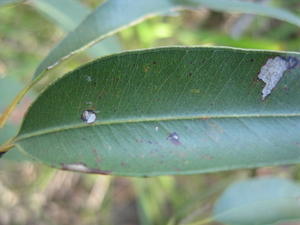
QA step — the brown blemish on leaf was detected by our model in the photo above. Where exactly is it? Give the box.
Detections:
[167,132,181,146]
[190,89,201,94]
[135,138,157,145]
[92,149,102,164]
[121,162,129,168]
[208,121,224,133]
[144,65,150,72]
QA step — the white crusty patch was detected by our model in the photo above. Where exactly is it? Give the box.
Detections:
[258,56,289,100]
[258,57,288,99]
[81,110,96,124]
[62,163,90,173]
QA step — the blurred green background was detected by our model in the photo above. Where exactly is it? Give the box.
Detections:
[0,0,300,225]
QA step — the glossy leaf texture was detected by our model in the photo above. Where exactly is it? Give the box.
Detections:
[213,177,300,225]
[30,0,122,58]
[14,47,300,176]
[32,0,300,78]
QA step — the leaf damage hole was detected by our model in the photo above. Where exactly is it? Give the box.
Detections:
[258,56,299,100]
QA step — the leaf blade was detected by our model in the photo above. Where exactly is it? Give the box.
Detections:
[213,177,300,225]
[30,0,122,58]
[15,47,300,176]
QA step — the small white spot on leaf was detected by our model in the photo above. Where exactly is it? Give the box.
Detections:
[61,163,90,173]
[258,56,296,100]
[86,76,92,82]
[81,110,96,124]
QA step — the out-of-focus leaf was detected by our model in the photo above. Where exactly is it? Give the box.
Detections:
[32,0,300,78]
[11,47,300,176]
[30,0,121,59]
[0,77,23,112]
[0,124,30,161]
[213,177,300,225]
[0,0,21,7]
[0,77,32,161]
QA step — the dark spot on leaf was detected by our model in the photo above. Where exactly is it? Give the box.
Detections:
[92,149,102,164]
[121,162,128,167]
[86,168,112,175]
[188,72,192,77]
[175,167,182,172]
[0,152,6,158]
[167,132,181,146]
[250,58,254,62]
[252,77,260,83]
[152,61,156,64]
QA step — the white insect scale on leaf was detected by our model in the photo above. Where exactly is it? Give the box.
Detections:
[258,56,298,100]
[62,163,90,173]
[81,110,96,124]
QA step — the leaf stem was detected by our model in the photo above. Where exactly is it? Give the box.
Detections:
[0,72,44,128]
[0,143,15,153]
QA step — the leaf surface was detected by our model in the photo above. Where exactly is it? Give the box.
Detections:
[33,0,300,78]
[213,177,300,225]
[14,47,300,176]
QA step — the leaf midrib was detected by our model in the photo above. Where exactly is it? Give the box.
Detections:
[15,112,300,143]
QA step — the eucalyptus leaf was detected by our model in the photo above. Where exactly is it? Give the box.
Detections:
[12,47,300,176]
[33,0,300,78]
[30,0,121,58]
[213,177,300,225]
[0,77,33,161]
[0,0,21,7]
[0,124,31,161]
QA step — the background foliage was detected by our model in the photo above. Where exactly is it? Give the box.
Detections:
[0,0,300,224]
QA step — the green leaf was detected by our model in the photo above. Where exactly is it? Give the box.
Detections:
[0,0,21,7]
[213,177,300,225]
[13,47,300,176]
[30,0,122,58]
[0,77,33,161]
[32,0,300,78]
[0,124,31,161]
